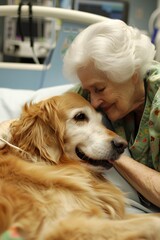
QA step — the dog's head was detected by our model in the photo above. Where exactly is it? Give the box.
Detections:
[10,92,127,168]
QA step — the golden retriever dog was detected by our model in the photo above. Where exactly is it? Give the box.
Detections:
[0,92,160,240]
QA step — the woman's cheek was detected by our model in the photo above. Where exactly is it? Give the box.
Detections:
[107,104,127,121]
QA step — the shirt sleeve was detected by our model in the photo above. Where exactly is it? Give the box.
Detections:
[149,87,160,171]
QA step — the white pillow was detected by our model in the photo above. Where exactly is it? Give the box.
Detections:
[32,84,73,103]
[0,84,74,121]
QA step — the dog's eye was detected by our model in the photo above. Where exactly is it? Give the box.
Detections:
[74,112,88,122]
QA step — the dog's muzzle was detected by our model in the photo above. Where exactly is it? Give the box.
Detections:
[75,136,128,169]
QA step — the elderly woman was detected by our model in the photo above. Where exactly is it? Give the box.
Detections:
[63,19,160,209]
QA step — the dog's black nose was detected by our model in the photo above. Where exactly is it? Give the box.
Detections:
[111,137,128,154]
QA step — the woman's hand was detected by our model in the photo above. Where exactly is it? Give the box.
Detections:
[113,154,160,208]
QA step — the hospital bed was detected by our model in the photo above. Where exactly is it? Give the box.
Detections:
[0,8,158,237]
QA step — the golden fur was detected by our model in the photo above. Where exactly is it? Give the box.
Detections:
[0,92,160,240]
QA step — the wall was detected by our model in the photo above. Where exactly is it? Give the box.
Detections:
[127,0,157,32]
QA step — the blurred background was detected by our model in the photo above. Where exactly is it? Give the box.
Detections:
[0,0,160,89]
[0,0,159,63]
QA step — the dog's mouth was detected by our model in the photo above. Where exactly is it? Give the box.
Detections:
[75,147,114,169]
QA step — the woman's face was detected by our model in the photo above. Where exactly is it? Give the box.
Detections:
[77,63,144,122]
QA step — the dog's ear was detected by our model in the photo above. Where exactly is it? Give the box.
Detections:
[39,97,66,149]
[10,97,65,164]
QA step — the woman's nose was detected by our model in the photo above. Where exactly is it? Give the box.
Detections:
[90,95,103,109]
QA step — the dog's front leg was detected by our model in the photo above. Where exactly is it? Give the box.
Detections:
[44,214,160,240]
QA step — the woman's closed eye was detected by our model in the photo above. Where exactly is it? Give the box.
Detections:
[94,87,105,93]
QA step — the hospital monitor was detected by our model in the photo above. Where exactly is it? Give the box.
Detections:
[73,0,129,23]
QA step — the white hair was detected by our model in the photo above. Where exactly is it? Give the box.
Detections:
[63,19,156,83]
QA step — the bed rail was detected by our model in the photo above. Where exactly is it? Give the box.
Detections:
[0,5,108,90]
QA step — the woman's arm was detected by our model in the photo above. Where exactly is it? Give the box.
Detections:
[113,155,160,208]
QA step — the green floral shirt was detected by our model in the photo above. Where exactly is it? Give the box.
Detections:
[70,63,160,172]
